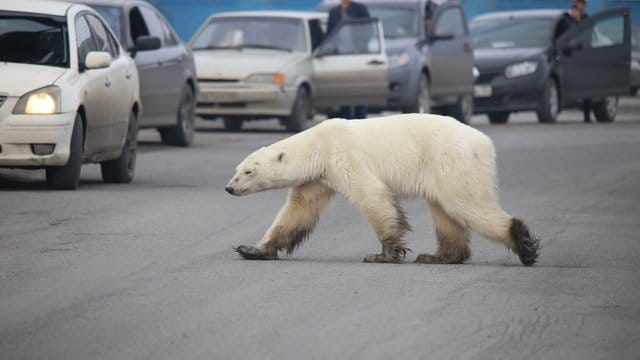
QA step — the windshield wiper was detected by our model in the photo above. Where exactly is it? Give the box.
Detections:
[191,45,239,51]
[236,43,293,52]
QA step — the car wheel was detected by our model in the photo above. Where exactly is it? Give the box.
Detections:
[286,86,311,132]
[223,117,243,131]
[46,113,84,190]
[447,94,473,124]
[101,111,138,183]
[488,111,510,124]
[537,78,560,123]
[159,85,195,147]
[403,73,430,114]
[593,96,618,123]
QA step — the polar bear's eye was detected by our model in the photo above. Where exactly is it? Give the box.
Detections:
[244,170,253,175]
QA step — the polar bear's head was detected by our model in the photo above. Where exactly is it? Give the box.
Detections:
[225,146,297,196]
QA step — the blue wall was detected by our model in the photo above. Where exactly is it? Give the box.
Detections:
[148,0,640,41]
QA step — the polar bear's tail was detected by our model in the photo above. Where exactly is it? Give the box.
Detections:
[510,218,540,266]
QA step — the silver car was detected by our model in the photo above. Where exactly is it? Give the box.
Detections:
[190,11,389,132]
[70,0,198,146]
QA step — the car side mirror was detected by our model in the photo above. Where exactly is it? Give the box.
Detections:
[315,46,338,58]
[135,35,161,53]
[85,51,112,69]
[563,39,584,55]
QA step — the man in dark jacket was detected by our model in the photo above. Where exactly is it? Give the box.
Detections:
[327,0,371,119]
[555,0,593,123]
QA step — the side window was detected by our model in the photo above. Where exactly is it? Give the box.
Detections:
[434,8,466,38]
[308,19,325,50]
[75,15,96,69]
[157,13,179,46]
[138,6,166,47]
[85,14,118,57]
[129,7,150,43]
[572,15,624,49]
[318,20,381,55]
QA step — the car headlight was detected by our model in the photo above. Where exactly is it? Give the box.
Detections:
[13,86,61,115]
[473,66,480,79]
[388,52,410,68]
[504,61,538,79]
[631,59,640,71]
[246,73,286,85]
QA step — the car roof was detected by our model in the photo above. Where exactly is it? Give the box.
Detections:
[211,10,327,21]
[472,9,565,22]
[318,0,452,6]
[68,0,148,8]
[1,0,75,16]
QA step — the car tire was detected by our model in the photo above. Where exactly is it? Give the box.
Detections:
[46,113,84,190]
[223,117,243,131]
[101,111,137,183]
[403,73,430,114]
[159,85,195,147]
[286,86,311,132]
[537,78,560,123]
[446,94,473,124]
[488,111,510,124]
[593,96,618,123]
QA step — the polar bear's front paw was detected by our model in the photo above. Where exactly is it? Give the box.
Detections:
[363,253,404,264]
[234,245,278,260]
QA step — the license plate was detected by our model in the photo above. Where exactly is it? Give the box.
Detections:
[473,85,492,98]
[201,92,238,103]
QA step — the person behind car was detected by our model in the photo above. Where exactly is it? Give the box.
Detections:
[555,0,593,123]
[327,0,370,119]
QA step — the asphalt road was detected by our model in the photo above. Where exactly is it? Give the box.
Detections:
[1,102,639,360]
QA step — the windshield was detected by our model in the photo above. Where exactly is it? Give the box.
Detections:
[368,6,419,39]
[0,13,69,67]
[471,17,555,49]
[191,17,306,52]
[90,5,122,43]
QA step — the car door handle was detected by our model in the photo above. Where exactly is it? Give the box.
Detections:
[105,78,112,88]
[368,59,385,66]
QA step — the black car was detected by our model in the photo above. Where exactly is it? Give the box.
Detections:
[470,8,631,123]
[317,0,475,123]
[71,0,199,146]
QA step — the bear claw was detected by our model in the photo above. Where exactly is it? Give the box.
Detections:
[234,245,278,260]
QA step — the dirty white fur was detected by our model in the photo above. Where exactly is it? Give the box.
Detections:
[226,113,534,264]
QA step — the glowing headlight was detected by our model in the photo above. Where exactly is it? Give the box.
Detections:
[505,61,538,79]
[246,73,286,85]
[13,86,61,115]
[388,52,410,68]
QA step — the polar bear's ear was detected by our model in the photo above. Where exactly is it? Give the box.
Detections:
[277,152,285,163]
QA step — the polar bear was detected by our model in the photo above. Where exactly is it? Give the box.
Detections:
[225,113,540,265]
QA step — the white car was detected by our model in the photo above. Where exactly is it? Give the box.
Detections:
[190,11,389,132]
[0,0,141,189]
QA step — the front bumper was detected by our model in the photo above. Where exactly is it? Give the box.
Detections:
[0,97,75,167]
[473,71,545,113]
[195,81,296,118]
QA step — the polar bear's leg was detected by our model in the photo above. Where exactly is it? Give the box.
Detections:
[235,182,334,260]
[416,201,471,264]
[457,203,540,266]
[346,178,411,263]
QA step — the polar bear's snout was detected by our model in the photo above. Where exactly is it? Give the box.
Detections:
[225,186,236,195]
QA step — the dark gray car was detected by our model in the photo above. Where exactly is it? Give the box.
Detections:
[70,0,198,146]
[317,0,475,123]
[470,8,631,123]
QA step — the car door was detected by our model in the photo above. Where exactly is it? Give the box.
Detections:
[312,18,388,108]
[427,5,474,97]
[556,8,631,102]
[131,5,183,127]
[86,13,134,149]
[75,13,111,154]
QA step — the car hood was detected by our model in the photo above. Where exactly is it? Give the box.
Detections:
[474,48,545,73]
[193,50,306,79]
[0,63,67,97]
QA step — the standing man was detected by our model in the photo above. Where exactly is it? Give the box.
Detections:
[327,0,371,119]
[555,0,592,123]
